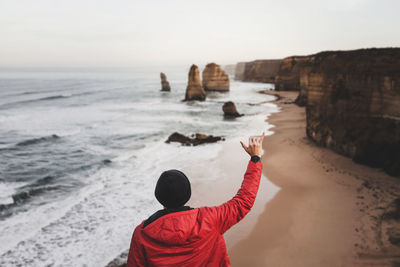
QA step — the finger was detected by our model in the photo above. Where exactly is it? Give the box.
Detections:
[259,132,265,144]
[257,137,261,146]
[240,141,249,152]
[249,137,254,146]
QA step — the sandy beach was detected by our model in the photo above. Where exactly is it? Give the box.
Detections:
[227,91,400,266]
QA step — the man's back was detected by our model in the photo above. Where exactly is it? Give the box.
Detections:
[127,159,262,267]
[130,208,228,266]
[127,135,264,266]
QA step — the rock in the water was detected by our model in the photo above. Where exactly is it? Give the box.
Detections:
[303,48,400,178]
[202,63,229,91]
[166,132,224,146]
[160,72,171,91]
[184,65,206,101]
[222,101,242,117]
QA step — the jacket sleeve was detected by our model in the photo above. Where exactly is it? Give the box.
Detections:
[206,160,262,234]
[127,225,147,267]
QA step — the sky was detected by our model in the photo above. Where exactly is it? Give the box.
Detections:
[0,0,399,67]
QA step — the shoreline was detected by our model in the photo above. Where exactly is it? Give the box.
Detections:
[228,91,400,266]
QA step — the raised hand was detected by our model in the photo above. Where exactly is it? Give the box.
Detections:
[240,132,265,157]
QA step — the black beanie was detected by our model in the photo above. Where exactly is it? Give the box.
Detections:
[155,169,191,209]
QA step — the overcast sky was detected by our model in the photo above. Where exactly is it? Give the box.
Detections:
[0,0,399,67]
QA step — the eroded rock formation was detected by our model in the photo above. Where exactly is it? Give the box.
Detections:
[184,65,206,101]
[202,63,230,91]
[160,72,171,91]
[166,132,224,146]
[304,48,400,177]
[275,56,310,91]
[242,59,282,83]
[222,101,242,117]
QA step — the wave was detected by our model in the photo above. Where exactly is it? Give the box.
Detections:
[39,94,72,101]
[0,185,63,219]
[0,95,72,109]
[16,134,60,146]
[11,185,61,204]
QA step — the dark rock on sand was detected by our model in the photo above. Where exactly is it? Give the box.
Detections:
[166,132,224,146]
[184,65,206,101]
[382,198,400,248]
[160,72,171,91]
[222,101,242,117]
[304,48,400,177]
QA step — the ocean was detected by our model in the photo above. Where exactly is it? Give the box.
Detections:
[0,66,278,266]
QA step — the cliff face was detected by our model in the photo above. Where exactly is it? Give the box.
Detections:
[185,65,206,101]
[294,66,312,106]
[305,48,400,177]
[223,64,236,75]
[275,56,310,91]
[202,63,230,91]
[242,59,282,83]
[234,62,246,80]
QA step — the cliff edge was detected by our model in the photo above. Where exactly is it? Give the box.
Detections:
[242,59,282,83]
[304,48,400,177]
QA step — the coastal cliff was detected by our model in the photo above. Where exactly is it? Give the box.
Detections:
[242,59,282,83]
[202,63,230,91]
[275,56,310,91]
[223,64,236,75]
[304,48,400,177]
[234,62,246,80]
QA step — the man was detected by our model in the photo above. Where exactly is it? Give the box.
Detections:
[127,133,264,266]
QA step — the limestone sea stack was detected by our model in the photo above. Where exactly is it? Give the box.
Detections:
[184,65,206,101]
[202,63,230,91]
[222,101,242,117]
[160,72,171,91]
[304,48,400,177]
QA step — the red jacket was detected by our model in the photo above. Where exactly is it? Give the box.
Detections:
[127,160,262,267]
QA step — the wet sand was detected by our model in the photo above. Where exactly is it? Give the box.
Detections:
[228,91,400,266]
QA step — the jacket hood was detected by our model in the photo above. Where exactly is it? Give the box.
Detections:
[142,209,199,245]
